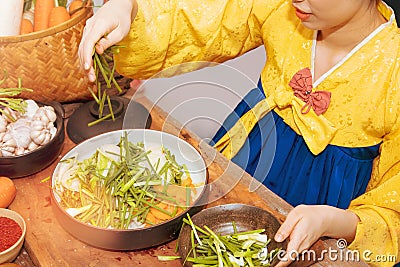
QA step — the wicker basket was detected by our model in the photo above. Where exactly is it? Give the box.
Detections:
[0,4,94,103]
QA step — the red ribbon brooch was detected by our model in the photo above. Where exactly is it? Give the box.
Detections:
[289,68,331,115]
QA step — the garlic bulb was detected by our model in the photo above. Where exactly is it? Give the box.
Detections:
[7,118,32,149]
[30,119,52,145]
[31,129,51,146]
[33,106,57,124]
[9,125,31,149]
[1,134,16,157]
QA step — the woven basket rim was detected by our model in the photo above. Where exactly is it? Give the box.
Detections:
[0,3,92,44]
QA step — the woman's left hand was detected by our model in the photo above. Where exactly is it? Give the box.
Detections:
[274,204,360,267]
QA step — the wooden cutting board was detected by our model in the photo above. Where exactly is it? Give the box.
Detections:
[10,95,366,267]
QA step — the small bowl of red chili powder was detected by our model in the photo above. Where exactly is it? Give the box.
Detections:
[0,208,26,264]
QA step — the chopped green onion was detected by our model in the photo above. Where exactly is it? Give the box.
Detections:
[40,176,51,183]
[54,133,195,230]
[156,255,181,261]
[0,70,34,119]
[180,214,282,267]
[89,45,125,126]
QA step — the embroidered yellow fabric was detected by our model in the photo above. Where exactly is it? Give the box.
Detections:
[114,0,400,265]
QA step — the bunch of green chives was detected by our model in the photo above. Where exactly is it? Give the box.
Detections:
[89,45,124,126]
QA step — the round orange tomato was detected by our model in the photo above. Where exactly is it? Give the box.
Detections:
[0,176,16,208]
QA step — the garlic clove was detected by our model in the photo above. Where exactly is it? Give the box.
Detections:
[3,133,17,147]
[24,100,40,119]
[46,121,54,130]
[31,120,46,131]
[27,141,39,151]
[14,147,26,156]
[42,133,51,144]
[2,133,13,142]
[49,126,57,137]
[44,106,57,122]
[2,136,16,147]
[1,145,15,154]
[33,108,45,121]
[30,130,45,145]
[1,150,14,157]
[34,108,48,124]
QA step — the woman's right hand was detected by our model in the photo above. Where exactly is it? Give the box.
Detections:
[78,0,138,82]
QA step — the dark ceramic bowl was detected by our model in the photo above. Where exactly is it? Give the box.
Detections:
[0,101,65,178]
[51,129,208,251]
[178,203,288,267]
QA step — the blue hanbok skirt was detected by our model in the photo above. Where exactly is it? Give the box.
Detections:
[212,82,380,209]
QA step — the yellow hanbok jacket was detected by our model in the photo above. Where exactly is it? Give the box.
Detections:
[114,0,400,265]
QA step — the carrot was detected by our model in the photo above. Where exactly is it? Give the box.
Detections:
[20,18,34,35]
[181,177,193,187]
[0,176,16,208]
[68,0,84,17]
[145,212,161,226]
[33,0,55,31]
[48,6,70,27]
[175,207,184,216]
[149,202,173,221]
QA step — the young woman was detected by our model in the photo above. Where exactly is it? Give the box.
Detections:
[79,0,400,266]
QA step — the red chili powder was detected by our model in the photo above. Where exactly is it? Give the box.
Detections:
[0,216,22,252]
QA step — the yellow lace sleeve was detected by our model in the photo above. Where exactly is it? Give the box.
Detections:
[114,0,284,79]
[348,65,400,266]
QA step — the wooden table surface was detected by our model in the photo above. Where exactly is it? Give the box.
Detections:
[8,92,368,267]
